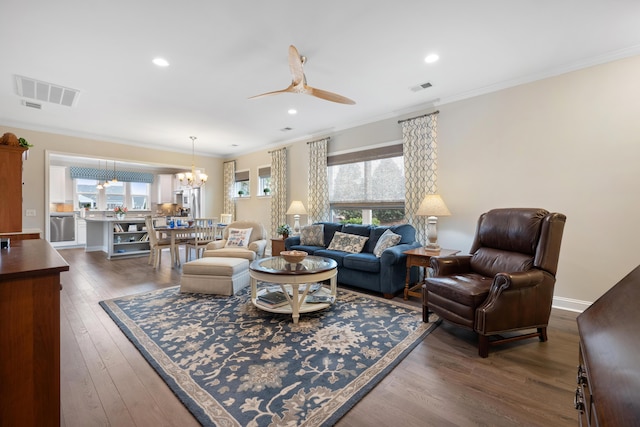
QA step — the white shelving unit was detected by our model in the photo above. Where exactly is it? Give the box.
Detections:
[108,219,150,259]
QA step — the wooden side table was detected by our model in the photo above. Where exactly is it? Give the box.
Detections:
[403,247,460,300]
[271,238,285,256]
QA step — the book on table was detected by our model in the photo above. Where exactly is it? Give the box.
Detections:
[257,291,289,308]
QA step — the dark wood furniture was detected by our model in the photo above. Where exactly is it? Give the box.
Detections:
[0,239,69,426]
[0,145,27,233]
[423,208,566,357]
[271,238,285,256]
[575,264,640,426]
[0,230,41,241]
[402,247,459,300]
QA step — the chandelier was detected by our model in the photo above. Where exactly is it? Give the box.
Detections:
[177,136,208,188]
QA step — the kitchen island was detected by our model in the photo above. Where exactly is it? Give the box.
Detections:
[85,216,150,259]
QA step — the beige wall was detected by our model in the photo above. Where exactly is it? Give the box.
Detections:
[1,126,225,232]
[230,55,640,309]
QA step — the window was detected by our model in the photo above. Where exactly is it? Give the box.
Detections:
[258,166,271,196]
[234,170,250,197]
[105,181,125,209]
[327,144,405,226]
[130,182,150,209]
[76,179,99,209]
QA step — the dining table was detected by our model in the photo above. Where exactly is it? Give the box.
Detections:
[155,225,195,268]
[155,222,228,268]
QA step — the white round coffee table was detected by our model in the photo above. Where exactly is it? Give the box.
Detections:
[249,256,338,324]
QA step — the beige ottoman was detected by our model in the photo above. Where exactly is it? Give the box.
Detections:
[180,257,250,295]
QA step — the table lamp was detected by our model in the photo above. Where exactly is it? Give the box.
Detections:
[416,194,451,251]
[286,201,307,234]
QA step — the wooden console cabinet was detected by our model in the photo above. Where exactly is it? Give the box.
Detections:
[0,239,69,426]
[575,264,640,426]
[0,145,27,233]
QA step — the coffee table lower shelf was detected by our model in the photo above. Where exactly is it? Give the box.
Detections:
[253,285,335,314]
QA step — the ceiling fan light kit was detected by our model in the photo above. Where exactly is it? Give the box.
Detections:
[250,45,355,105]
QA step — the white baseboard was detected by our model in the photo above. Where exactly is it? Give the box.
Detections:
[552,296,591,313]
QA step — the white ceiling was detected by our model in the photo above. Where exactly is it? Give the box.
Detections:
[2,0,640,158]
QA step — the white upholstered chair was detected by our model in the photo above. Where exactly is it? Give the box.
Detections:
[202,220,267,261]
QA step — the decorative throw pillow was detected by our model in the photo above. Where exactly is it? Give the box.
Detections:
[224,228,253,248]
[373,229,402,257]
[300,224,324,246]
[327,231,369,254]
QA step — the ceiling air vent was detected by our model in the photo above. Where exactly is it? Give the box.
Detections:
[22,100,42,109]
[15,75,80,107]
[410,81,433,92]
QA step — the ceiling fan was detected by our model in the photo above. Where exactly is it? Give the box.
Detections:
[249,45,356,105]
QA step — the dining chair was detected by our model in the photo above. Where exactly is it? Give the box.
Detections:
[145,216,173,268]
[185,218,218,262]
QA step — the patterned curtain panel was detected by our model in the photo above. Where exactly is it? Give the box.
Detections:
[270,148,288,238]
[307,138,330,222]
[223,161,236,220]
[401,112,439,244]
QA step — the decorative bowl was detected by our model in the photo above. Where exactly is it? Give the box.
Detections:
[280,250,308,264]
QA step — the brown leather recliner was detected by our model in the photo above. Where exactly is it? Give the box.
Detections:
[422,208,566,357]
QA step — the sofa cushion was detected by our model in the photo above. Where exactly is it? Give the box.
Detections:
[225,227,253,248]
[300,224,324,246]
[343,253,381,273]
[373,229,402,257]
[318,222,343,248]
[327,231,369,253]
[314,249,348,267]
[289,244,324,255]
[341,224,373,238]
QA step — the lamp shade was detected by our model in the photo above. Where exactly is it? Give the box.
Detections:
[416,194,451,217]
[286,201,308,215]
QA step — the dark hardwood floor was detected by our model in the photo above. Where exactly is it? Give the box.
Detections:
[57,248,580,426]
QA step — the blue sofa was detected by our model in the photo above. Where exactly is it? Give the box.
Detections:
[285,222,421,298]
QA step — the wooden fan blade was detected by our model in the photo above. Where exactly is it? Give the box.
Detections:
[248,84,296,100]
[306,86,356,105]
[288,45,305,85]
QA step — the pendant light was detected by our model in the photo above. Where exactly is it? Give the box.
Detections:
[176,136,207,188]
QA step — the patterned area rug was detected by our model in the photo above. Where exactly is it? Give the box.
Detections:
[100,286,438,426]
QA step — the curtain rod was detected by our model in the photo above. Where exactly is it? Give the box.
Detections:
[306,136,331,144]
[397,110,440,124]
[267,147,287,154]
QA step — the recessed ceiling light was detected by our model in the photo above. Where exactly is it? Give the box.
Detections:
[288,108,297,115]
[424,54,439,64]
[152,57,170,67]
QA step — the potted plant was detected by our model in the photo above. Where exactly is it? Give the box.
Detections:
[263,188,270,195]
[277,224,292,239]
[238,190,245,197]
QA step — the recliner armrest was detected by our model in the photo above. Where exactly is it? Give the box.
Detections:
[492,270,545,291]
[430,255,473,276]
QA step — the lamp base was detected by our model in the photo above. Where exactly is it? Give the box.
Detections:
[293,215,301,235]
[425,243,441,252]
